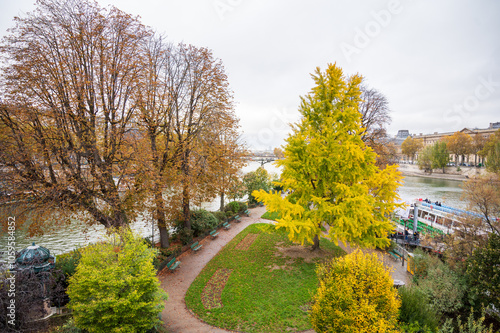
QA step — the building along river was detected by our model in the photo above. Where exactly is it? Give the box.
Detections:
[0,163,465,257]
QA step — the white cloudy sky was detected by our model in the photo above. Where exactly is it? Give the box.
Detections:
[1,0,499,150]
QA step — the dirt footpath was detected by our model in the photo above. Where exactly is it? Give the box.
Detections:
[159,206,411,332]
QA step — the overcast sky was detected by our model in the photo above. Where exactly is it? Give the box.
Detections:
[1,0,499,150]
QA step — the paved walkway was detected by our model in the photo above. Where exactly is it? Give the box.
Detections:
[159,206,269,333]
[159,206,411,333]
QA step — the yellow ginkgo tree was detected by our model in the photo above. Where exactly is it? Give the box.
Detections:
[253,63,402,250]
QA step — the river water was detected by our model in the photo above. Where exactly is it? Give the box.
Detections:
[0,162,465,256]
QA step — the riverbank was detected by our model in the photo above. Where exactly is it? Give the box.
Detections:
[398,164,488,182]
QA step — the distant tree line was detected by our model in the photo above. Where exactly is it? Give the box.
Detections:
[401,130,500,174]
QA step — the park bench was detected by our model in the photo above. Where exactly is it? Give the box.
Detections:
[210,229,219,239]
[167,257,180,271]
[223,221,231,230]
[234,215,241,223]
[244,209,250,216]
[389,250,402,261]
[191,241,202,252]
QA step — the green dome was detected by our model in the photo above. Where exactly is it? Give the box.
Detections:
[15,242,55,272]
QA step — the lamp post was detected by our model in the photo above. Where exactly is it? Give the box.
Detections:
[151,219,155,248]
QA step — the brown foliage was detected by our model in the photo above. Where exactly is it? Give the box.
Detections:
[0,0,150,233]
[133,36,245,246]
[0,0,246,242]
[445,131,473,163]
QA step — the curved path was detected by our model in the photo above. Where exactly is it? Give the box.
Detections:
[159,206,270,333]
[159,206,410,332]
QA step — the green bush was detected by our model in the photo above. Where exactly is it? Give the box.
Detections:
[225,201,240,214]
[179,227,194,245]
[190,209,218,237]
[51,318,85,332]
[67,230,168,332]
[466,233,500,314]
[152,246,181,270]
[237,201,248,212]
[212,210,226,222]
[413,251,467,315]
[398,286,440,331]
[55,248,82,278]
[438,309,493,333]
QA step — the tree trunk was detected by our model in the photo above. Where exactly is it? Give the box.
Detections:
[158,226,170,248]
[182,182,191,230]
[311,234,320,251]
[154,189,169,248]
[220,192,225,211]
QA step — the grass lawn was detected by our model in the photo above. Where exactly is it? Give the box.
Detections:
[185,223,345,333]
[260,210,280,221]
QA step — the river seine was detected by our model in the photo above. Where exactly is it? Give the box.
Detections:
[0,162,465,256]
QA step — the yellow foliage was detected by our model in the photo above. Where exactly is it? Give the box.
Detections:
[310,250,400,333]
[252,63,402,249]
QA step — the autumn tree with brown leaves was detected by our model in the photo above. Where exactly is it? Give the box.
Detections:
[445,131,473,165]
[401,136,423,163]
[0,0,150,233]
[0,0,245,245]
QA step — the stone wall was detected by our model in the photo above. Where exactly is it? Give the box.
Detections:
[398,163,489,181]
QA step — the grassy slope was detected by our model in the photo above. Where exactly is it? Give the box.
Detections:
[185,223,345,333]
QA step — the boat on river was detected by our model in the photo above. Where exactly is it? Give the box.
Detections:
[396,199,489,236]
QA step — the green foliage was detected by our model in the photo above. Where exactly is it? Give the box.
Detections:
[398,286,440,331]
[399,322,434,333]
[190,209,218,237]
[185,223,345,332]
[253,63,402,249]
[224,201,240,214]
[271,175,284,192]
[243,167,271,204]
[310,250,400,333]
[466,233,500,313]
[212,210,226,222]
[481,129,500,175]
[51,318,86,333]
[55,248,82,279]
[485,141,500,175]
[412,250,467,315]
[432,141,450,172]
[418,145,433,172]
[237,201,248,212]
[438,309,494,333]
[179,227,194,245]
[67,229,168,333]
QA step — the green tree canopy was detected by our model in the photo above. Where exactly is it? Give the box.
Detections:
[480,129,500,175]
[243,167,271,205]
[466,233,500,313]
[418,145,433,173]
[253,63,402,249]
[431,141,450,173]
[67,230,168,332]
